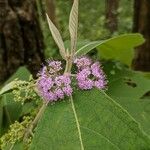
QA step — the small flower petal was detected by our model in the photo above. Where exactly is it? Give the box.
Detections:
[62,85,73,96]
[74,57,92,69]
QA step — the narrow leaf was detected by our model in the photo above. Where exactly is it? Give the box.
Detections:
[30,89,150,150]
[46,14,66,59]
[69,0,79,54]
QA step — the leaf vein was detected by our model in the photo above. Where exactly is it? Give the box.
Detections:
[70,96,84,150]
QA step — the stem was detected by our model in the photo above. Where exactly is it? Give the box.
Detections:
[23,102,47,141]
[32,103,47,127]
[9,143,14,150]
[64,57,73,73]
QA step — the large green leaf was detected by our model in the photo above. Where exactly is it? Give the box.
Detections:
[30,90,150,150]
[0,67,31,133]
[74,34,144,66]
[104,62,150,135]
[97,34,144,66]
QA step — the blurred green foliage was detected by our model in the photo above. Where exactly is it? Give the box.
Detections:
[56,0,133,40]
[37,0,134,59]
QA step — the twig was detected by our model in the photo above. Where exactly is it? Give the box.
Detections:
[23,102,47,141]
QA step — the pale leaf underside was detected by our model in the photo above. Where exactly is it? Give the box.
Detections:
[69,0,79,54]
[46,14,66,59]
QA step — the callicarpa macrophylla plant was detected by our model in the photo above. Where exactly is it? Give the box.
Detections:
[36,58,107,102]
[0,1,107,149]
[1,0,150,150]
[35,1,107,102]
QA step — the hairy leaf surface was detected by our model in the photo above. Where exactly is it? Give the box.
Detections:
[97,34,145,66]
[30,89,150,150]
[74,34,144,65]
[104,62,150,135]
[46,14,66,59]
[69,0,79,54]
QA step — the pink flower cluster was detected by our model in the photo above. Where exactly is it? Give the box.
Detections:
[36,60,72,102]
[36,57,107,103]
[74,57,107,90]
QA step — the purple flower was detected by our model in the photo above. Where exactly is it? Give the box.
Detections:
[44,91,57,102]
[37,76,54,90]
[75,57,107,90]
[94,80,106,89]
[91,62,102,78]
[54,88,64,99]
[36,72,73,102]
[76,68,93,90]
[55,75,73,96]
[36,56,107,103]
[55,75,71,86]
[62,85,73,96]
[36,76,56,102]
[78,79,93,90]
[47,60,62,74]
[37,66,47,77]
[76,68,91,81]
[74,57,92,70]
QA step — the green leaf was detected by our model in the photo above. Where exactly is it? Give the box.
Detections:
[7,67,31,82]
[0,81,17,96]
[0,67,31,133]
[104,62,150,135]
[69,0,79,54]
[75,41,103,56]
[30,90,150,150]
[46,14,66,59]
[4,142,23,150]
[97,33,145,66]
[12,142,23,150]
[64,40,89,50]
[21,102,36,116]
[0,67,31,96]
[0,99,3,135]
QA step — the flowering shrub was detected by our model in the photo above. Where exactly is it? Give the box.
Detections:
[36,60,73,102]
[36,57,107,103]
[75,57,107,90]
[0,0,150,150]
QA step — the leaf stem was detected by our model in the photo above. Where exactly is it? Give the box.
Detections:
[64,56,73,73]
[23,102,47,141]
